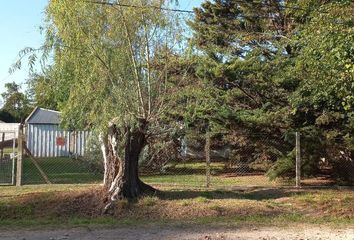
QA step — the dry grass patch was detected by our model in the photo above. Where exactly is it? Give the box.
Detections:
[287,190,354,219]
[0,185,353,227]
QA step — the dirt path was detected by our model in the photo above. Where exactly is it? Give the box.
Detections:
[1,225,354,240]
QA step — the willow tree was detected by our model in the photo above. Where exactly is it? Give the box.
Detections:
[33,0,183,207]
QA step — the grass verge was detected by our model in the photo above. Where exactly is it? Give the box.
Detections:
[0,184,353,229]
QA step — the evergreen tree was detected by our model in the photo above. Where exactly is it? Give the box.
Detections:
[186,0,354,181]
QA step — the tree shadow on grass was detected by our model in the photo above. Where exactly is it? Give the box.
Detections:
[157,188,307,201]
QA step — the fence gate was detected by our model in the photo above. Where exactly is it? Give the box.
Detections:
[0,131,16,185]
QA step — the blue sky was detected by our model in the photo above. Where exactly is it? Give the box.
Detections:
[0,0,203,102]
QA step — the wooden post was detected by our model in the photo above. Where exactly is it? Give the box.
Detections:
[0,132,5,161]
[296,132,301,188]
[16,125,24,186]
[12,133,16,185]
[205,132,211,188]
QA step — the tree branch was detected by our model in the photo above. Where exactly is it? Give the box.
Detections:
[114,2,146,118]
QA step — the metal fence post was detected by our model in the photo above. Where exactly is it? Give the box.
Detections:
[16,124,23,186]
[296,132,301,188]
[205,132,211,188]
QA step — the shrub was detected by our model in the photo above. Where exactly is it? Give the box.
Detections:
[267,156,295,181]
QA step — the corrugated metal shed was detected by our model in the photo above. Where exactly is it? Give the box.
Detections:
[26,124,89,157]
[25,107,89,157]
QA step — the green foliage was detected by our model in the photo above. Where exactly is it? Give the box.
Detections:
[290,2,354,131]
[23,0,184,132]
[27,73,68,111]
[267,156,295,181]
[286,2,354,182]
[187,0,354,181]
[0,110,16,123]
[0,82,32,122]
[80,131,104,173]
[182,1,298,139]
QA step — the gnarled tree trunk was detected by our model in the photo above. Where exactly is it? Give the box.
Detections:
[101,119,155,212]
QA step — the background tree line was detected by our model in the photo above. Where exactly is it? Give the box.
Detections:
[165,0,353,182]
[0,82,32,123]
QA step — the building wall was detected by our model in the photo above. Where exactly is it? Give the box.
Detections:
[0,123,19,141]
[26,124,90,157]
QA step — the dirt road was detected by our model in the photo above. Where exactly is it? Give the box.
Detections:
[1,225,353,240]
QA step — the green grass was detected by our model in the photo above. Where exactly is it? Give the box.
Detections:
[0,159,14,185]
[143,161,290,187]
[0,184,99,197]
[18,157,286,187]
[142,174,208,187]
[22,157,102,185]
[0,149,16,185]
[141,174,287,188]
[141,174,241,187]
[1,148,17,154]
[173,162,225,170]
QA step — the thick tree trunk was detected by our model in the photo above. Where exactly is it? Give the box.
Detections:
[101,119,156,212]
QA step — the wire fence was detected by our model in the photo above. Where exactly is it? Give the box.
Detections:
[1,131,353,188]
[140,133,296,189]
[139,132,353,188]
[0,131,16,186]
[299,135,354,187]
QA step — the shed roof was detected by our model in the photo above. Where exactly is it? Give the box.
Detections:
[26,107,61,125]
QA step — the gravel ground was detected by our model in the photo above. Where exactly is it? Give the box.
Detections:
[1,225,354,240]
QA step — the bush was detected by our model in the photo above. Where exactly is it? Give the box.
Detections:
[267,156,295,181]
[332,158,354,185]
[328,148,354,185]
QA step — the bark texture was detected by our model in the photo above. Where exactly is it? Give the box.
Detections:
[102,119,155,212]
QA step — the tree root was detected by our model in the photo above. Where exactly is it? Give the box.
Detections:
[102,181,157,215]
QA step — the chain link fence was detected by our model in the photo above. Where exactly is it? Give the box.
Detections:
[140,133,295,189]
[21,156,103,185]
[0,131,16,186]
[140,132,354,188]
[299,135,354,187]
[2,131,353,188]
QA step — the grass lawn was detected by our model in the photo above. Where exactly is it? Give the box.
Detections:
[0,159,14,185]
[142,161,291,188]
[0,184,353,228]
[141,174,289,188]
[22,157,102,185]
[0,149,16,185]
[1,148,17,154]
[19,157,289,188]
[173,162,225,170]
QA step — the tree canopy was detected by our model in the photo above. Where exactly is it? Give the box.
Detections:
[23,0,189,205]
[175,0,354,180]
[0,82,32,122]
[31,0,183,132]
